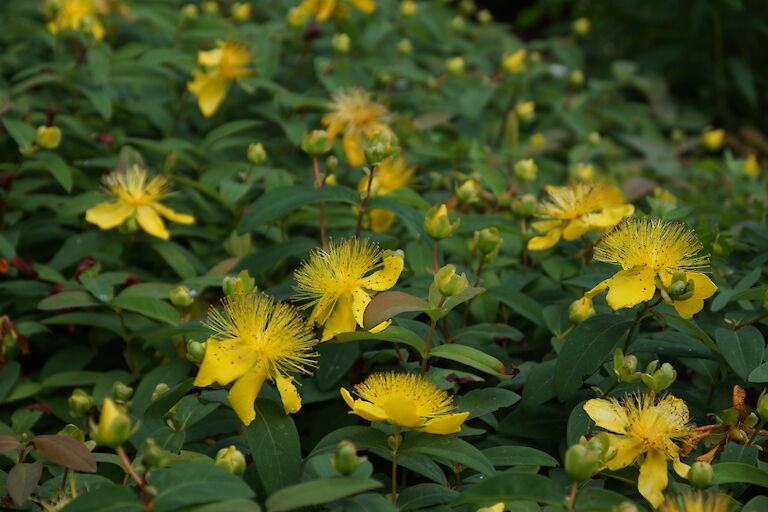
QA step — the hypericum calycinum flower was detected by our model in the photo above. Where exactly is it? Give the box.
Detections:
[294,239,404,341]
[295,0,375,22]
[85,166,195,239]
[187,41,252,117]
[341,372,469,434]
[527,182,634,251]
[194,292,318,425]
[586,218,717,318]
[46,0,106,39]
[658,493,729,512]
[502,49,525,74]
[584,393,693,508]
[357,155,415,232]
[323,87,392,167]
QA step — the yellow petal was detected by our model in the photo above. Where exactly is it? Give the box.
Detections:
[585,279,610,299]
[527,227,563,251]
[687,272,718,300]
[343,132,365,167]
[353,400,388,422]
[321,294,357,341]
[151,202,195,225]
[227,361,269,426]
[85,201,135,229]
[656,395,690,423]
[583,399,628,433]
[187,70,228,117]
[136,205,170,239]
[198,48,223,67]
[324,117,344,140]
[671,298,704,319]
[359,254,404,291]
[276,375,301,414]
[530,220,562,233]
[422,412,469,434]
[369,320,391,333]
[637,449,668,509]
[603,434,644,470]
[604,266,656,310]
[351,0,375,13]
[193,337,259,387]
[369,208,395,233]
[562,218,590,240]
[351,287,371,328]
[673,456,689,478]
[317,0,338,20]
[340,387,355,409]
[582,204,635,228]
[382,396,423,428]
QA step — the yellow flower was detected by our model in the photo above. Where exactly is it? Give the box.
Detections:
[46,0,106,39]
[295,0,376,22]
[294,239,404,341]
[357,156,415,232]
[187,41,252,117]
[584,393,692,508]
[502,49,526,74]
[744,154,760,177]
[659,493,729,512]
[194,292,318,425]
[85,165,195,239]
[231,2,251,21]
[701,128,724,151]
[527,182,634,251]
[586,218,717,318]
[36,126,62,150]
[322,87,392,167]
[341,372,469,434]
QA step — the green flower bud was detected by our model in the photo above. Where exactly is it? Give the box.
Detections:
[612,503,639,512]
[91,398,133,448]
[397,38,413,55]
[529,51,542,64]
[564,443,602,481]
[450,16,465,31]
[687,461,714,489]
[569,69,585,87]
[143,438,169,468]
[572,17,590,37]
[434,265,470,297]
[186,340,205,365]
[181,4,199,19]
[214,445,247,475]
[331,33,351,53]
[587,132,601,145]
[400,0,417,17]
[515,101,535,122]
[36,126,62,150]
[514,158,538,181]
[459,0,475,14]
[477,9,492,23]
[511,194,538,217]
[231,2,251,21]
[640,361,676,393]
[569,296,596,324]
[222,270,256,296]
[247,142,267,164]
[446,56,466,76]
[721,407,740,426]
[475,227,503,256]
[757,390,768,422]
[387,431,403,451]
[456,179,480,204]
[112,381,134,402]
[363,131,399,167]
[326,155,339,173]
[202,1,219,14]
[301,130,333,157]
[745,412,759,428]
[69,388,94,417]
[151,383,170,401]
[169,286,194,308]
[612,349,640,383]
[332,440,368,476]
[119,216,139,235]
[424,204,461,240]
[58,424,86,442]
[571,162,594,182]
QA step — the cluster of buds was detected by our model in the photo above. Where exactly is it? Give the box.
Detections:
[223,269,256,296]
[474,227,503,262]
[301,130,333,157]
[660,271,695,302]
[434,264,470,297]
[612,349,677,393]
[719,405,760,444]
[363,131,399,167]
[564,434,612,482]
[424,204,461,240]
[332,441,368,475]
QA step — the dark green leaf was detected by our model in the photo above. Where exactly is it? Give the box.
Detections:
[397,484,458,511]
[31,435,97,472]
[456,470,565,505]
[60,484,143,512]
[266,477,382,512]
[457,388,520,418]
[481,446,559,468]
[111,295,180,325]
[712,462,768,488]
[149,463,255,512]
[429,344,513,379]
[38,291,100,310]
[400,433,495,476]
[716,327,765,380]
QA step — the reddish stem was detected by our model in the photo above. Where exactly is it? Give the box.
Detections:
[355,165,377,238]
[312,158,327,248]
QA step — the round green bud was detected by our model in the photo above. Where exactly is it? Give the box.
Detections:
[564,444,601,482]
[572,17,590,37]
[569,69,585,87]
[450,16,465,30]
[326,155,339,173]
[215,445,247,475]
[332,440,368,476]
[112,381,134,401]
[202,1,219,14]
[69,388,94,417]
[151,383,170,401]
[424,204,460,240]
[687,461,714,489]
[400,0,417,17]
[181,4,199,19]
[446,56,466,76]
[247,142,267,164]
[301,130,333,157]
[757,390,768,422]
[143,438,169,468]
[169,286,194,308]
[587,132,601,145]
[186,340,205,365]
[477,9,492,23]
[434,264,470,297]
[92,398,133,448]
[568,296,596,324]
[456,179,480,204]
[36,126,62,150]
[58,424,86,442]
[331,33,351,53]
[511,194,538,217]
[515,101,535,122]
[514,158,538,181]
[397,38,413,55]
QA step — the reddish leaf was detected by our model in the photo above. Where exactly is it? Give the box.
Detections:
[31,435,97,472]
[0,434,19,453]
[7,461,42,506]
[363,291,431,330]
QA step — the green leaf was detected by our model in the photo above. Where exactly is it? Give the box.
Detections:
[111,295,180,325]
[80,86,112,119]
[179,500,262,512]
[716,327,765,380]
[429,344,513,379]
[43,312,123,335]
[555,315,632,400]
[149,463,255,512]
[488,287,545,326]
[143,378,195,421]
[400,433,495,476]
[332,326,426,356]
[2,119,36,150]
[457,470,565,505]
[316,342,361,390]
[7,461,43,506]
[457,388,520,418]
[429,286,485,321]
[363,291,431,329]
[60,484,143,512]
[712,462,768,487]
[481,446,559,468]
[152,240,202,280]
[309,426,390,459]
[744,497,768,512]
[266,477,382,512]
[397,484,459,511]
[33,151,73,191]
[202,120,261,149]
[31,435,97,472]
[244,399,302,494]
[0,361,21,402]
[42,371,102,388]
[729,58,758,108]
[238,185,359,233]
[38,291,100,310]
[521,359,557,407]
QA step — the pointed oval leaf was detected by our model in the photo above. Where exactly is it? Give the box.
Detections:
[31,435,97,472]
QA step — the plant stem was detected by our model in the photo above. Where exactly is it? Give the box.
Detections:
[59,468,69,495]
[472,257,485,287]
[390,427,401,505]
[734,311,768,330]
[355,165,377,238]
[420,298,445,376]
[312,158,327,248]
[566,481,578,512]
[432,239,440,272]
[117,446,152,510]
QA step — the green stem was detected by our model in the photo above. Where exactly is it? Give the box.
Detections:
[432,239,439,273]
[355,165,377,238]
[312,158,327,249]
[391,427,401,505]
[747,420,766,445]
[420,298,445,377]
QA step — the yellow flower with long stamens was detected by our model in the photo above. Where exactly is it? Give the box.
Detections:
[659,493,729,512]
[357,155,415,232]
[323,87,392,167]
[341,372,469,434]
[584,393,693,509]
[528,182,634,251]
[295,0,375,22]
[187,41,252,117]
[293,239,404,341]
[193,292,318,426]
[46,0,106,39]
[85,165,195,239]
[586,218,717,318]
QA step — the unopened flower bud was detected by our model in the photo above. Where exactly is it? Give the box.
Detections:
[92,398,132,448]
[424,204,460,240]
[400,0,417,17]
[515,101,535,122]
[529,51,542,64]
[587,132,601,145]
[58,424,86,442]
[181,4,199,19]
[613,503,639,512]
[721,407,740,426]
[36,126,62,150]
[397,38,413,55]
[687,461,714,489]
[514,158,538,181]
[511,194,537,217]
[475,227,503,257]
[215,445,247,475]
[151,383,170,401]
[530,132,546,147]
[301,130,333,157]
[332,441,368,475]
[564,443,602,482]
[112,381,134,401]
[286,7,308,27]
[387,431,403,451]
[169,286,194,308]
[745,412,759,428]
[446,57,465,76]
[744,154,760,177]
[247,142,267,164]
[326,155,339,173]
[572,17,590,37]
[231,2,250,21]
[69,388,93,417]
[450,16,465,30]
[568,296,596,324]
[434,265,470,297]
[701,128,725,151]
[186,340,205,365]
[363,131,399,167]
[640,361,676,393]
[222,270,256,296]
[143,438,169,468]
[459,0,475,14]
[612,349,640,383]
[202,1,219,14]
[502,49,525,74]
[456,179,480,204]
[757,390,768,422]
[477,9,492,23]
[571,162,594,181]
[569,69,585,87]
[331,33,351,53]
